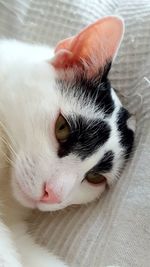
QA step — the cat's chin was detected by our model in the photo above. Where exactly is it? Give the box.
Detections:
[37,202,69,211]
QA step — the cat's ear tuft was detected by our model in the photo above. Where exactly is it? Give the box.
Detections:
[51,16,124,79]
[127,115,136,133]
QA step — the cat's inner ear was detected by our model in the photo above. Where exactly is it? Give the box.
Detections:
[51,16,124,79]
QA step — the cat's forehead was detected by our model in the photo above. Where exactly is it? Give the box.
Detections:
[56,76,120,121]
[54,76,123,161]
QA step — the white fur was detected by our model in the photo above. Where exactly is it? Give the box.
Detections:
[0,39,132,266]
[0,40,70,267]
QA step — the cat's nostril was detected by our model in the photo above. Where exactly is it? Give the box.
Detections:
[40,183,61,204]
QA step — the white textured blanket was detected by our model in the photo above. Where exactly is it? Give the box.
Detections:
[0,0,150,266]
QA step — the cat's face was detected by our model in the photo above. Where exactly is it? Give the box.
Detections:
[10,62,134,211]
[5,17,134,211]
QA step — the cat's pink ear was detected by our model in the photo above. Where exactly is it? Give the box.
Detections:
[51,16,124,78]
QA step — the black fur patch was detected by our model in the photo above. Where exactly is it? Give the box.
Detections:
[78,78,114,116]
[81,61,114,115]
[58,61,114,117]
[57,62,117,160]
[117,107,134,159]
[58,115,111,160]
[89,151,114,173]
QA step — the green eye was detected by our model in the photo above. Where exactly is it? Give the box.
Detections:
[55,114,70,143]
[85,172,106,184]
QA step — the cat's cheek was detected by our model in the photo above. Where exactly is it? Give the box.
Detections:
[68,181,106,205]
[11,178,36,209]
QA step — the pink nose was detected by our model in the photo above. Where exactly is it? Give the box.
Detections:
[40,184,61,204]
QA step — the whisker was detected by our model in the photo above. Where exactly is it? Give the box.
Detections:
[0,136,17,158]
[0,150,14,166]
[0,137,16,167]
[0,120,16,147]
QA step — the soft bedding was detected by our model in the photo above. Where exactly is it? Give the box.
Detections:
[0,0,150,266]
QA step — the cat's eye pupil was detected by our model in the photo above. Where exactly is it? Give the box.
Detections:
[85,172,106,185]
[55,114,70,143]
[59,124,66,130]
[92,173,97,177]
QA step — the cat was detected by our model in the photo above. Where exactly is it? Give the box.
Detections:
[0,16,135,267]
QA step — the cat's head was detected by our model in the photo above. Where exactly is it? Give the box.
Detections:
[5,17,134,211]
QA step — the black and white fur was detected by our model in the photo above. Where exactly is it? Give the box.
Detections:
[0,31,134,267]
